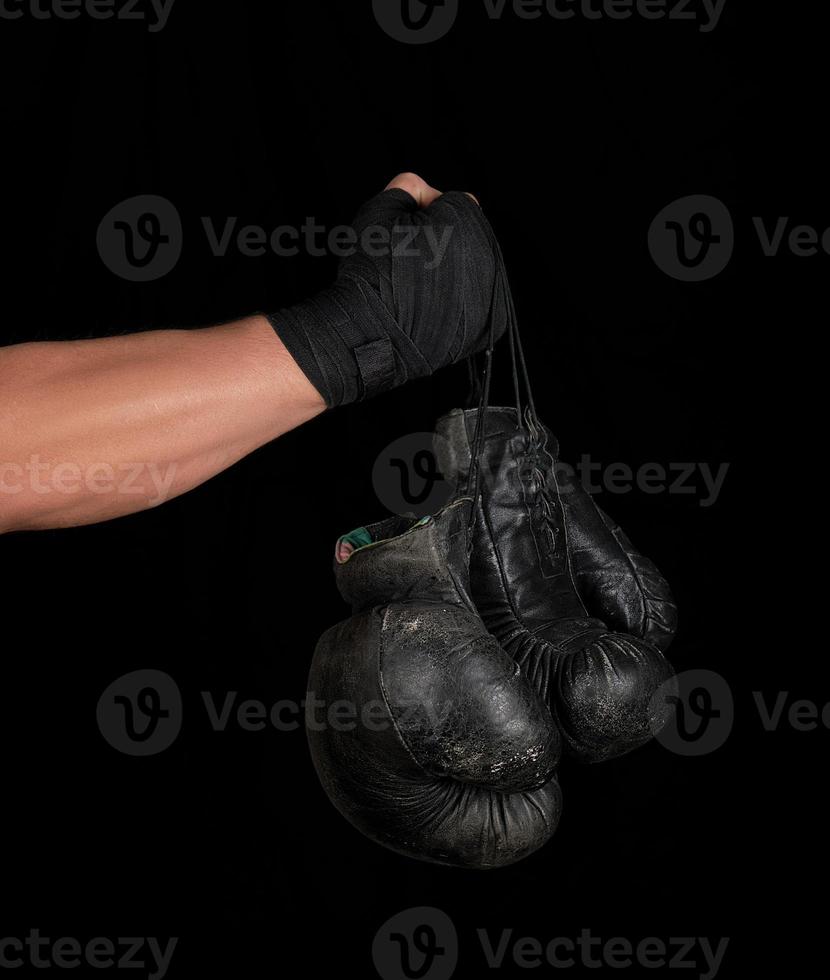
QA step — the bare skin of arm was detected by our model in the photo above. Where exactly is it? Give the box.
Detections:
[0,174,444,535]
[0,318,324,534]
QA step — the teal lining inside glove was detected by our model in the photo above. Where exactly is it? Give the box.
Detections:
[340,516,432,556]
[340,527,374,551]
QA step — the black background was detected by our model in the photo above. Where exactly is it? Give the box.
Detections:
[0,0,821,976]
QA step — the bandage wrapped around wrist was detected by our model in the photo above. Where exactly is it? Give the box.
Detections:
[267,189,507,407]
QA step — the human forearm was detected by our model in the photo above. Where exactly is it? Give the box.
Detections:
[0,315,325,533]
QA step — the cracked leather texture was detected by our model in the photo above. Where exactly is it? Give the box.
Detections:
[307,498,563,869]
[435,409,678,764]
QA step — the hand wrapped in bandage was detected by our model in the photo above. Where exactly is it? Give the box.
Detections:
[267,173,507,408]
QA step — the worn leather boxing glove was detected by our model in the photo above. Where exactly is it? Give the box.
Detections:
[267,189,507,407]
[306,497,563,869]
[435,409,677,764]
[558,463,678,653]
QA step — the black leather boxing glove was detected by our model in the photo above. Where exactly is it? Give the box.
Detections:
[558,467,678,652]
[306,498,563,869]
[266,190,507,407]
[436,409,677,764]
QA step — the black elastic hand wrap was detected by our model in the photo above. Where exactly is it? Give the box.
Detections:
[267,189,506,407]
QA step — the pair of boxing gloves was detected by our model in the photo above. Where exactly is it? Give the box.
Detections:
[307,407,678,869]
[268,186,677,868]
